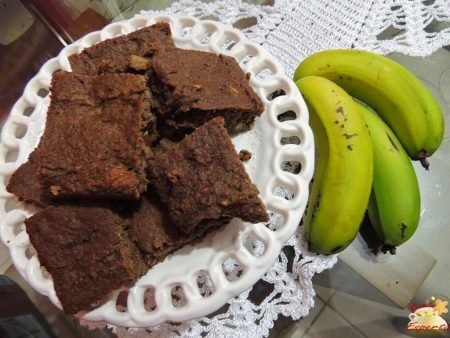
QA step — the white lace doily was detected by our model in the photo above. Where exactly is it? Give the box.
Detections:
[82,0,450,336]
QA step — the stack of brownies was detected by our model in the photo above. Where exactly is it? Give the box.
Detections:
[7,22,268,315]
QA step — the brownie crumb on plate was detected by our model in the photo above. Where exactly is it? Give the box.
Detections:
[69,22,175,75]
[25,203,147,315]
[239,149,252,162]
[149,48,264,139]
[148,117,268,234]
[37,71,153,200]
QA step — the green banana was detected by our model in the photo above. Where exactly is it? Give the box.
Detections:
[293,49,444,168]
[296,76,373,255]
[358,102,420,251]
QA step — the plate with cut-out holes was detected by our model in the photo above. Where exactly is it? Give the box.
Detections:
[0,15,314,327]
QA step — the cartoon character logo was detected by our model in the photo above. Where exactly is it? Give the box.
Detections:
[406,297,448,332]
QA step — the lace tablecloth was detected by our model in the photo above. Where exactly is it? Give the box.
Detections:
[83,1,450,336]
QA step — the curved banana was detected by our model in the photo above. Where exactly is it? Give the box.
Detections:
[358,102,420,251]
[296,76,373,255]
[294,49,444,168]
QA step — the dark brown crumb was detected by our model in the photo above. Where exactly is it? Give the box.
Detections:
[239,149,252,162]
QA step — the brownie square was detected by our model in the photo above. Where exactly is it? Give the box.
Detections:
[69,22,175,75]
[148,117,268,233]
[129,194,186,266]
[6,149,53,208]
[149,48,264,138]
[37,71,153,199]
[25,203,147,314]
[129,194,231,266]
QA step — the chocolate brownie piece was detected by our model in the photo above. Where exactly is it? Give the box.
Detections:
[25,203,147,314]
[148,117,268,233]
[38,71,153,199]
[69,22,175,75]
[129,194,231,266]
[129,194,185,266]
[6,149,53,208]
[149,48,265,139]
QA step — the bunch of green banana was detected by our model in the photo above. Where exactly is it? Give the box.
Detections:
[357,103,420,253]
[296,76,373,255]
[293,49,444,169]
[293,50,443,254]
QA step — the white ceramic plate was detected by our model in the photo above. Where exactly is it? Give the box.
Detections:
[0,15,314,327]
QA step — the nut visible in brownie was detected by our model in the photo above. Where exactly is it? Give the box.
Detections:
[148,117,268,233]
[25,203,147,315]
[128,55,152,72]
[69,22,175,75]
[6,149,53,208]
[149,48,264,139]
[129,194,231,266]
[37,71,153,199]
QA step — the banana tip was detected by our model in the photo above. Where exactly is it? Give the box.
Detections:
[380,244,397,255]
[418,150,430,170]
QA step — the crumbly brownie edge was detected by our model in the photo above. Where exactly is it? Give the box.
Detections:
[219,54,265,118]
[6,149,53,208]
[143,217,232,268]
[134,88,153,195]
[120,225,149,277]
[24,204,147,314]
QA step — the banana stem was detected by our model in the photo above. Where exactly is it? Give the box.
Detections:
[380,244,397,255]
[418,150,430,170]
[359,212,382,255]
